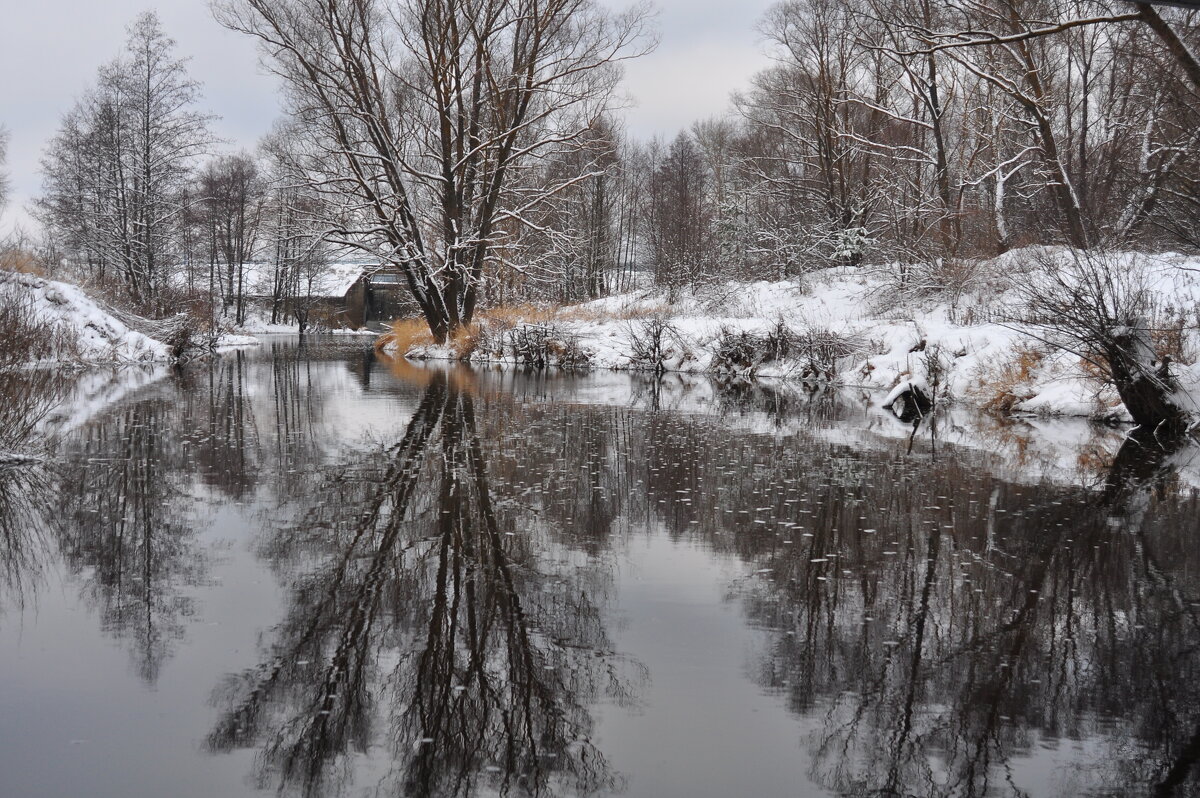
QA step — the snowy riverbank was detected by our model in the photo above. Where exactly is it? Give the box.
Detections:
[1,270,170,364]
[0,270,263,365]
[393,248,1200,422]
[0,270,265,462]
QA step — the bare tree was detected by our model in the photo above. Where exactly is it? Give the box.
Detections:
[491,116,623,303]
[645,132,712,290]
[38,12,213,313]
[214,0,653,342]
[256,123,339,332]
[743,0,878,264]
[196,153,266,326]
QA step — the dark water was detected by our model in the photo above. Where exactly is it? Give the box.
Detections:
[2,338,1199,798]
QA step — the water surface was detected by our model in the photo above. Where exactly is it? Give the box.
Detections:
[2,337,1199,798]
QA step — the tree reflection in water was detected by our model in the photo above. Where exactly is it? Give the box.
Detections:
[41,346,340,684]
[699,409,1200,798]
[208,368,642,798]
[0,369,70,614]
[0,463,53,614]
[54,394,210,684]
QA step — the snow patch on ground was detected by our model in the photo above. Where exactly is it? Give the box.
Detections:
[213,333,264,351]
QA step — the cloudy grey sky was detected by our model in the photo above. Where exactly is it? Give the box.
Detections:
[0,0,776,233]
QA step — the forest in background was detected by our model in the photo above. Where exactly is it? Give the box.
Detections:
[0,1,1194,321]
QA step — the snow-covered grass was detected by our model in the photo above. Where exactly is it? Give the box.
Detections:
[0,270,170,364]
[386,248,1200,421]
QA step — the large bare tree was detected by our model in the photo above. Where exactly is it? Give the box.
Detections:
[195,153,267,325]
[214,0,652,342]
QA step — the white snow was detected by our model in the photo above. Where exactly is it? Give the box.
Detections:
[1,271,170,363]
[235,260,375,299]
[882,377,930,409]
[388,247,1200,421]
[1,270,271,364]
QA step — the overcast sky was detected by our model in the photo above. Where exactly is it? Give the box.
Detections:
[0,0,776,234]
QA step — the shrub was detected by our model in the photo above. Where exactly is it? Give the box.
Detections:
[794,329,863,383]
[502,323,590,369]
[711,327,763,373]
[712,320,862,383]
[627,317,687,374]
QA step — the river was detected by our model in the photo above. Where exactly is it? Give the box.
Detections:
[1,337,1198,798]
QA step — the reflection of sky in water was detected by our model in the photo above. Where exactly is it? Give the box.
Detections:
[0,337,1198,798]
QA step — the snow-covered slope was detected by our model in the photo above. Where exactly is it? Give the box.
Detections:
[1,271,170,363]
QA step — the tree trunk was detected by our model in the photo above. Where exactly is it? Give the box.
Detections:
[1137,3,1200,91]
[1106,323,1190,432]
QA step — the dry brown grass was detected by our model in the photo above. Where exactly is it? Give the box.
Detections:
[0,247,46,277]
[376,317,435,355]
[556,301,671,322]
[475,301,668,326]
[450,324,483,360]
[971,342,1046,412]
[378,299,674,360]
[379,315,514,360]
[1151,313,1195,367]
[478,303,558,328]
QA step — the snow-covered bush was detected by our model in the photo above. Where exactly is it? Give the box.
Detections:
[390,313,593,370]
[795,329,865,383]
[867,256,996,315]
[711,327,773,374]
[832,226,871,264]
[712,321,864,383]
[498,324,591,370]
[626,318,689,374]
